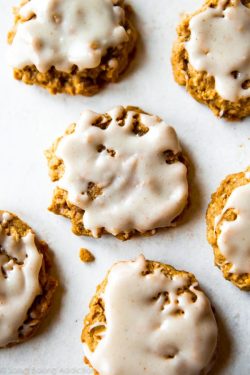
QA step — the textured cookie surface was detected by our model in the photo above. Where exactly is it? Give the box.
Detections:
[82,256,218,375]
[46,106,189,240]
[207,168,250,290]
[8,0,137,96]
[172,0,250,120]
[0,211,57,348]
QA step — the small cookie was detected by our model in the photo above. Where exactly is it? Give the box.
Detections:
[0,211,57,348]
[207,168,250,290]
[172,0,250,120]
[82,255,218,375]
[45,106,189,240]
[8,0,137,96]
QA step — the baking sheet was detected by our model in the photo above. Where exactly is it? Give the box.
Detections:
[0,0,249,374]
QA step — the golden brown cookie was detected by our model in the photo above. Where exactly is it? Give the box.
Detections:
[207,168,250,290]
[8,0,137,96]
[82,256,218,375]
[172,0,250,121]
[0,211,57,348]
[45,106,189,240]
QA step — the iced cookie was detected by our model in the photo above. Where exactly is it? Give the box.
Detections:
[172,0,250,121]
[82,255,218,375]
[0,211,57,348]
[8,0,137,96]
[207,168,250,290]
[45,106,189,240]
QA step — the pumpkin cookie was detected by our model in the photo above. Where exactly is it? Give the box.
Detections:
[0,211,57,348]
[82,255,218,375]
[172,0,250,120]
[45,106,189,240]
[207,168,250,290]
[8,0,137,96]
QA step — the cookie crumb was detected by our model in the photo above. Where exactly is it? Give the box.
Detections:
[79,248,95,263]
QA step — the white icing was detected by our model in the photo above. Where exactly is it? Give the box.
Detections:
[9,0,128,73]
[84,256,218,375]
[245,171,250,179]
[0,212,13,224]
[215,182,250,274]
[0,215,43,347]
[186,0,250,101]
[55,107,188,237]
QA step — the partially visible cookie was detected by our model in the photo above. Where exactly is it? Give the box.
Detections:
[82,255,218,375]
[7,0,137,96]
[0,211,57,348]
[207,168,250,290]
[172,0,250,121]
[45,106,189,240]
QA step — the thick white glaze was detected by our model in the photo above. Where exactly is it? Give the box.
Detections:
[186,0,250,101]
[1,212,13,224]
[9,0,128,73]
[0,213,43,347]
[215,181,250,274]
[55,107,188,237]
[84,256,218,375]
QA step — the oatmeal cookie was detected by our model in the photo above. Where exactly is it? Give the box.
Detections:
[45,106,189,240]
[207,167,250,290]
[82,255,218,375]
[172,0,250,120]
[0,211,57,348]
[8,0,137,96]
